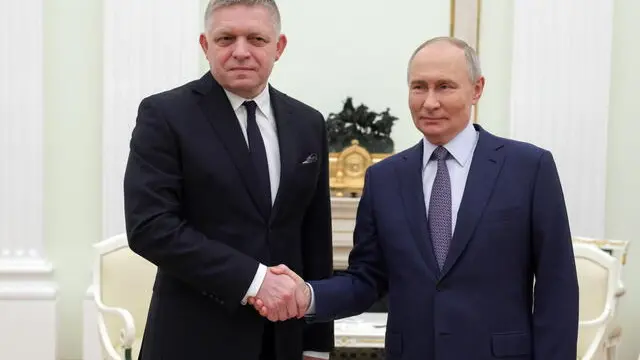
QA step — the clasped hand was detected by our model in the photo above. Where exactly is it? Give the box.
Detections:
[247,265,310,322]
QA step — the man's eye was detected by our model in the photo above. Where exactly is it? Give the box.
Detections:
[216,36,233,43]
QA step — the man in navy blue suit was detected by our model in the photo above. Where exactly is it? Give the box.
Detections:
[251,37,579,359]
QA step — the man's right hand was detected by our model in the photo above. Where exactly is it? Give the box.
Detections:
[250,265,310,321]
[254,266,301,321]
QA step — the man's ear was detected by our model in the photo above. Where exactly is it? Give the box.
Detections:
[472,76,485,104]
[199,33,209,55]
[274,34,287,61]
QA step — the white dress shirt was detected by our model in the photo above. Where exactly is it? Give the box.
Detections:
[422,120,479,235]
[225,87,329,359]
[223,86,281,200]
[224,86,276,308]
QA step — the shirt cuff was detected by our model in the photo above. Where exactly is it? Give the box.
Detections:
[302,351,331,359]
[240,263,267,305]
[305,282,316,315]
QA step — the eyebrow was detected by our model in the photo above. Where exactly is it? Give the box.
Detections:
[213,29,270,37]
[410,79,457,85]
[248,32,270,39]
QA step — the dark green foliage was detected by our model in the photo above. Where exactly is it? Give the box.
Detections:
[326,97,398,153]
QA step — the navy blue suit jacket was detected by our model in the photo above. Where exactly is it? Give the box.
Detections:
[310,125,579,360]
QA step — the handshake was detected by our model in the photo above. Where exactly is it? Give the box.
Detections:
[247,264,312,322]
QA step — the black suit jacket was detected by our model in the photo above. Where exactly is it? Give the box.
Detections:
[123,72,335,359]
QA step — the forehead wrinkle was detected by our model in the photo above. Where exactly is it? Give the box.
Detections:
[410,56,469,85]
[209,5,277,34]
[213,26,269,36]
[210,20,274,38]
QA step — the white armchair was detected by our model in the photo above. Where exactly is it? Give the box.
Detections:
[86,233,156,360]
[573,236,630,360]
[574,242,621,360]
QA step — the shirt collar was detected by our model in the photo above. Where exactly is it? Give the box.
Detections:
[223,85,271,118]
[422,121,477,170]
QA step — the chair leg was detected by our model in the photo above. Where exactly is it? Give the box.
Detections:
[604,330,621,360]
[604,341,617,360]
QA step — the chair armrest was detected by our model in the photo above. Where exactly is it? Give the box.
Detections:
[579,304,613,327]
[92,288,136,359]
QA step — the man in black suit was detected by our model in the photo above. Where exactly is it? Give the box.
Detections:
[123,0,334,359]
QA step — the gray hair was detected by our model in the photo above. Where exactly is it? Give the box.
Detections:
[204,0,282,34]
[407,36,482,83]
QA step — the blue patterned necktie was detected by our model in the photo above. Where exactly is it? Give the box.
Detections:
[243,100,271,216]
[429,146,452,269]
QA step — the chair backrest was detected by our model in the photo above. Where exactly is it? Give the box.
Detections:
[573,242,619,358]
[573,236,629,268]
[94,233,157,350]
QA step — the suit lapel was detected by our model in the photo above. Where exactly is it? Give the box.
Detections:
[441,126,505,277]
[194,73,269,220]
[268,86,297,224]
[396,142,439,280]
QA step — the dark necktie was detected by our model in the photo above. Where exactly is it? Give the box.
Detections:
[429,146,452,269]
[243,100,272,215]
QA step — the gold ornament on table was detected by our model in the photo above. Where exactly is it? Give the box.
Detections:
[326,98,397,197]
[329,140,389,197]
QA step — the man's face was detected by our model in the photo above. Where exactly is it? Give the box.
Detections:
[408,41,484,145]
[199,5,286,98]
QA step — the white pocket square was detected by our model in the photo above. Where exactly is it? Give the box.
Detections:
[302,153,318,164]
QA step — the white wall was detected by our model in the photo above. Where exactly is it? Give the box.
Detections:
[475,0,513,137]
[43,0,103,358]
[1,2,57,359]
[270,0,450,152]
[606,0,640,358]
[102,0,202,238]
[509,0,612,240]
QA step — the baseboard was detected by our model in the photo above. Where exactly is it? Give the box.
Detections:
[0,257,57,359]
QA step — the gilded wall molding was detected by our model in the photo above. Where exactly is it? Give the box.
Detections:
[450,0,482,52]
[450,0,482,123]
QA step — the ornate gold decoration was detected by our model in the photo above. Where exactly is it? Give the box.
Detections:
[329,140,390,197]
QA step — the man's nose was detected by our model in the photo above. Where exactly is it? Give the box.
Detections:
[232,39,251,59]
[423,91,440,110]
